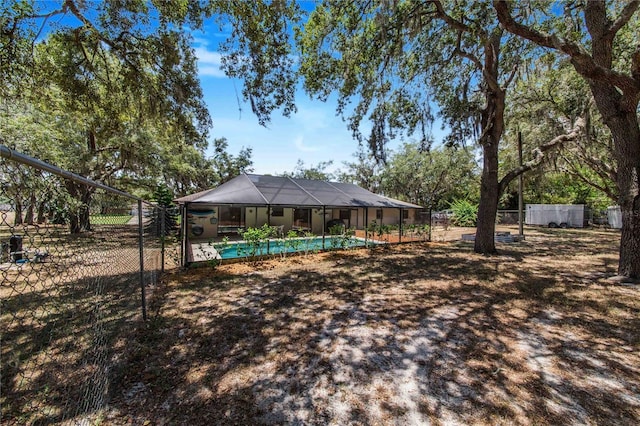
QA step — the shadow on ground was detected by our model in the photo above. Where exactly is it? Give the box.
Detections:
[102,228,639,425]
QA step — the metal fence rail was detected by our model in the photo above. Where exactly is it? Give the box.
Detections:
[0,145,171,424]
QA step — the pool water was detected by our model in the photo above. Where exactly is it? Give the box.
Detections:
[215,236,371,259]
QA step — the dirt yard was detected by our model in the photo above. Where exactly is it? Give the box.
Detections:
[105,226,639,425]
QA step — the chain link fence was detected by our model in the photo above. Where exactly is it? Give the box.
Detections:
[0,146,173,424]
[496,210,521,225]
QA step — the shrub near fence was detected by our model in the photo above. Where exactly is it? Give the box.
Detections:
[0,147,168,424]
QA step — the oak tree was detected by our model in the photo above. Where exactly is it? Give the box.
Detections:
[495,0,640,278]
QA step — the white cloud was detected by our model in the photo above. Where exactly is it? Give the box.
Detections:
[293,135,320,153]
[194,46,221,63]
[198,65,227,78]
[193,46,226,78]
[293,105,330,131]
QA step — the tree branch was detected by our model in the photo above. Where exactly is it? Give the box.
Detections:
[493,0,639,93]
[429,0,502,94]
[32,12,55,50]
[607,0,640,37]
[63,0,116,49]
[452,43,502,93]
[493,1,581,52]
[27,5,67,20]
[563,156,618,195]
[453,46,483,72]
[632,44,640,81]
[503,62,519,89]
[559,154,618,201]
[430,0,472,34]
[498,117,585,194]
[578,152,617,183]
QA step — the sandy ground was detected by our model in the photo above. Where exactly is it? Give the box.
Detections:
[3,225,637,425]
[91,226,640,425]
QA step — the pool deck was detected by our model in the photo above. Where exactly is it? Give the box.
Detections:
[187,236,375,263]
[188,241,222,263]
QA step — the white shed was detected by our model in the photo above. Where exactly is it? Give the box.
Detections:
[525,204,585,228]
[607,206,622,229]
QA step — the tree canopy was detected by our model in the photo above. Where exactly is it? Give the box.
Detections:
[1,0,212,143]
[380,143,479,211]
[0,0,252,231]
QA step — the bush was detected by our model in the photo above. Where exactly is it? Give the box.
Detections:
[450,199,478,227]
[416,224,431,241]
[281,230,301,259]
[329,226,355,250]
[366,221,392,245]
[239,224,274,259]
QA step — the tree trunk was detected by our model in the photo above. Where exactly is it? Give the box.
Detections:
[583,3,640,279]
[474,37,505,255]
[37,200,46,224]
[77,190,93,232]
[14,201,23,225]
[24,204,34,225]
[65,182,94,234]
[69,205,91,233]
[588,81,640,279]
[79,204,91,232]
[475,140,500,254]
[619,194,640,278]
[603,110,640,278]
[69,214,80,234]
[24,194,36,225]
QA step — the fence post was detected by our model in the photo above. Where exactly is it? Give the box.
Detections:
[138,199,147,321]
[322,206,326,249]
[181,203,188,267]
[160,206,165,273]
[428,206,432,242]
[518,130,524,237]
[364,208,368,247]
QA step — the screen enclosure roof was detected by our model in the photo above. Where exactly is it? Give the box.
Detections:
[175,174,422,209]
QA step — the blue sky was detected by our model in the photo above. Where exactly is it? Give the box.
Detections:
[192,20,449,176]
[192,27,367,176]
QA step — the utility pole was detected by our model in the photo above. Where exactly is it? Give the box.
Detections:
[518,130,524,237]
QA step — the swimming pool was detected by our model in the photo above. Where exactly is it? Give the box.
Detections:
[214,236,372,260]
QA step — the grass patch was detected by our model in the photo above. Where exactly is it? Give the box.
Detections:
[90,214,132,225]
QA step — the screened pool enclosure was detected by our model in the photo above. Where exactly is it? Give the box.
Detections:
[175,174,422,265]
